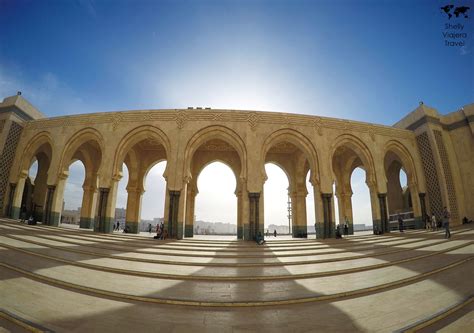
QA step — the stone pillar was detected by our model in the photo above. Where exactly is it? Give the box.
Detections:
[378,193,389,233]
[236,189,243,239]
[367,181,382,234]
[248,192,260,241]
[163,189,170,234]
[176,184,187,240]
[184,186,196,237]
[292,189,308,238]
[167,190,180,239]
[94,188,109,232]
[241,184,250,240]
[336,191,354,235]
[125,187,143,234]
[93,178,119,234]
[45,185,58,226]
[79,185,98,229]
[409,182,423,229]
[419,192,427,223]
[313,186,325,239]
[6,183,16,218]
[321,193,334,238]
[10,174,26,219]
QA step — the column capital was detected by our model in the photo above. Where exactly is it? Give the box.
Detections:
[321,193,333,199]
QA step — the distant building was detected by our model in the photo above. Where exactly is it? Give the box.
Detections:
[61,207,81,224]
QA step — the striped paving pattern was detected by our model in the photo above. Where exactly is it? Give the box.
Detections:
[0,218,473,332]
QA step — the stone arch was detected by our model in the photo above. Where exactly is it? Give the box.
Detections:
[183,125,247,181]
[58,128,105,177]
[330,134,379,235]
[262,129,320,238]
[113,125,171,178]
[329,134,377,185]
[383,140,418,185]
[261,128,320,186]
[383,139,422,222]
[15,131,54,222]
[19,131,54,176]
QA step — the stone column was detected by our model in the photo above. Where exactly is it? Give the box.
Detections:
[336,190,354,235]
[47,177,67,227]
[378,193,389,233]
[408,181,423,229]
[94,188,109,232]
[236,189,243,239]
[321,193,334,238]
[44,185,55,225]
[419,192,427,223]
[313,186,325,239]
[241,183,250,240]
[79,185,98,229]
[94,179,119,233]
[10,174,27,219]
[248,192,261,241]
[125,187,144,234]
[6,183,16,218]
[292,189,308,238]
[167,190,180,239]
[184,186,196,237]
[367,181,382,234]
[163,189,170,234]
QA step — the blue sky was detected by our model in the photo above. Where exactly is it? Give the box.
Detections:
[1,0,472,123]
[4,0,471,227]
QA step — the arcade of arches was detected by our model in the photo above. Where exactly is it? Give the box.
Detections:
[1,94,473,240]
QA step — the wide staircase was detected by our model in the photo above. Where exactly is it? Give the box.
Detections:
[0,218,473,332]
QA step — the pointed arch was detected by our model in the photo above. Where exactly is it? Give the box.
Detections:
[261,128,320,186]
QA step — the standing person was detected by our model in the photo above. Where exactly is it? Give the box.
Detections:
[431,214,437,231]
[273,229,277,237]
[443,206,451,239]
[344,217,349,236]
[148,223,152,234]
[398,214,404,233]
[425,214,431,230]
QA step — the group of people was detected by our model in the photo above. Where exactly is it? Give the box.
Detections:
[335,218,350,239]
[265,229,278,237]
[153,222,168,240]
[335,223,349,239]
[400,206,452,239]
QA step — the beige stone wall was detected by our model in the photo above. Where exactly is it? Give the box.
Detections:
[4,97,472,237]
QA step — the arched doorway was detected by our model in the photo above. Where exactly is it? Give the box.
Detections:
[61,160,86,226]
[264,163,291,237]
[194,161,237,236]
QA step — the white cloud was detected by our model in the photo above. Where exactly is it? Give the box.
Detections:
[0,64,98,116]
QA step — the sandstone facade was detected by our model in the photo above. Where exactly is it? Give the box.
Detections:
[0,95,472,239]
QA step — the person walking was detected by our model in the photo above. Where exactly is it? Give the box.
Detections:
[398,214,404,233]
[431,214,437,231]
[344,216,349,236]
[443,207,451,239]
[148,223,152,234]
[273,229,277,237]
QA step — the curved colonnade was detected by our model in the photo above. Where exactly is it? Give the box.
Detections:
[5,108,426,240]
[0,219,473,332]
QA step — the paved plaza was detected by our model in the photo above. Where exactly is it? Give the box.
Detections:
[0,218,473,332]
